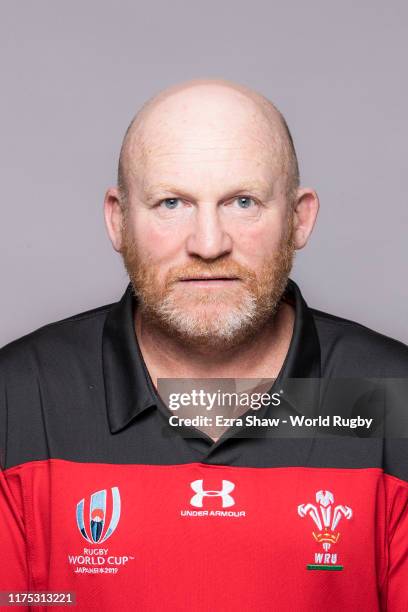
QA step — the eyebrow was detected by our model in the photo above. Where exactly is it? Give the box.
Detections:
[144,181,273,203]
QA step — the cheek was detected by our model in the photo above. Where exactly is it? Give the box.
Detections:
[130,212,185,264]
[233,219,287,263]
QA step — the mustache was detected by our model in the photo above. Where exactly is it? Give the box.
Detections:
[165,260,257,284]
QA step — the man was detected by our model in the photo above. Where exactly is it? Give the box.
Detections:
[1,79,407,611]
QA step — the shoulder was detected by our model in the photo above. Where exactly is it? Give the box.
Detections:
[0,300,114,376]
[0,299,115,469]
[311,308,408,376]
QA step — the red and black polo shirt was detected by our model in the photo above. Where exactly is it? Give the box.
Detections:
[1,279,408,611]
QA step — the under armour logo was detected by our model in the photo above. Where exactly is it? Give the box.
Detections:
[190,479,235,508]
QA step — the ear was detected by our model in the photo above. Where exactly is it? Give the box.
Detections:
[104,187,125,252]
[291,187,320,250]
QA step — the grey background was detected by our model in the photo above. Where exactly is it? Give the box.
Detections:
[1,0,407,347]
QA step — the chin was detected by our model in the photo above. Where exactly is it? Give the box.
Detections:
[171,289,243,308]
[180,302,234,317]
[156,305,265,351]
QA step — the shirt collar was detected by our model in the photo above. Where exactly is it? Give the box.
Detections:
[102,279,321,434]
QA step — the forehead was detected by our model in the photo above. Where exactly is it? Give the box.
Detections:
[135,140,281,201]
[125,88,286,196]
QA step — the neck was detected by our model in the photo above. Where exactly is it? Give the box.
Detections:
[134,301,295,386]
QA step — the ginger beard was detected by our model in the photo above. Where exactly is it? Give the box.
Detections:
[121,217,295,350]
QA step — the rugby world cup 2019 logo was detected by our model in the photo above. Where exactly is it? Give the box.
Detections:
[76,487,121,543]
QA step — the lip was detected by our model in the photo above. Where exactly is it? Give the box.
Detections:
[179,277,240,281]
[177,277,241,287]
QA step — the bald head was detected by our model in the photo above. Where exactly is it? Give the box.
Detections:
[117,78,299,206]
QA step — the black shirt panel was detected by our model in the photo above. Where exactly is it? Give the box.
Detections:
[1,280,407,474]
[314,309,408,376]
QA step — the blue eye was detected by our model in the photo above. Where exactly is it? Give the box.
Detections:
[161,198,180,209]
[235,196,255,208]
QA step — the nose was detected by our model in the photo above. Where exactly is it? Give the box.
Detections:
[186,204,233,260]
